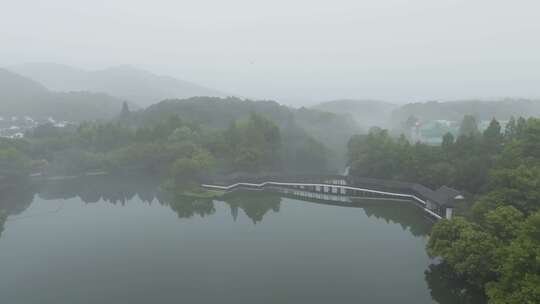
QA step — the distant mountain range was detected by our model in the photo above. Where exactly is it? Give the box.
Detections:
[311,98,540,130]
[7,63,227,108]
[0,68,126,121]
[391,99,540,124]
[4,62,540,131]
[311,99,397,129]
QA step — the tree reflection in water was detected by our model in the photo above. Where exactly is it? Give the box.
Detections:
[36,175,163,205]
[275,195,433,238]
[360,200,433,237]
[0,181,35,238]
[0,182,35,217]
[220,191,281,224]
[168,195,215,219]
[0,210,6,238]
[167,191,282,224]
[1,177,474,304]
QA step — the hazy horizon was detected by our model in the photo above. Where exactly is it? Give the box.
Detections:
[2,3,540,303]
[2,0,540,106]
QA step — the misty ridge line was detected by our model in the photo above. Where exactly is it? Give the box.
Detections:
[3,62,540,137]
[5,63,229,108]
[5,62,540,108]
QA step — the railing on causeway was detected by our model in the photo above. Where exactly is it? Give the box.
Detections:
[201,174,445,220]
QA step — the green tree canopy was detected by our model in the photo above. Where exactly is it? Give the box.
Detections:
[459,115,480,137]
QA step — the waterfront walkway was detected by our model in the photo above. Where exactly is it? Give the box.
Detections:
[202,175,463,220]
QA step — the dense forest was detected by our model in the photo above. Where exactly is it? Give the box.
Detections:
[348,115,511,193]
[124,97,359,153]
[347,115,540,303]
[0,97,355,194]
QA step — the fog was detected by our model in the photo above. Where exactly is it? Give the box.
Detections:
[3,3,540,303]
[2,0,540,105]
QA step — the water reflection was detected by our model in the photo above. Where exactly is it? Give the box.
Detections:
[0,183,35,238]
[166,191,281,224]
[0,176,435,234]
[0,176,476,304]
[0,177,436,246]
[221,191,281,224]
[0,211,6,238]
[274,194,433,237]
[169,195,215,219]
[0,183,35,217]
[36,175,164,205]
[361,201,433,237]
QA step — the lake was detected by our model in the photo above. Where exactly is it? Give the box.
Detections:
[0,176,465,303]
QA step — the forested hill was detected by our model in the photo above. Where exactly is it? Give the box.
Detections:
[0,68,126,121]
[392,99,540,124]
[8,63,226,108]
[125,97,361,155]
[347,115,540,303]
[0,99,359,183]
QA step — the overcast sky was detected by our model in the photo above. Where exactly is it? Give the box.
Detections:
[1,0,540,105]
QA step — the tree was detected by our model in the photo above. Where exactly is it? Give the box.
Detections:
[170,148,214,184]
[459,115,480,137]
[225,113,281,171]
[404,115,419,139]
[485,211,540,304]
[473,166,540,216]
[294,137,327,172]
[169,126,198,143]
[405,115,419,129]
[0,146,29,178]
[483,206,524,242]
[427,217,499,288]
[520,118,540,159]
[120,101,130,118]
[452,155,490,193]
[424,263,487,304]
[505,116,517,140]
[442,132,455,151]
[516,116,527,138]
[483,118,503,149]
[348,128,402,179]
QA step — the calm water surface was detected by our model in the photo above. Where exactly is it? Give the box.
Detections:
[0,177,461,304]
